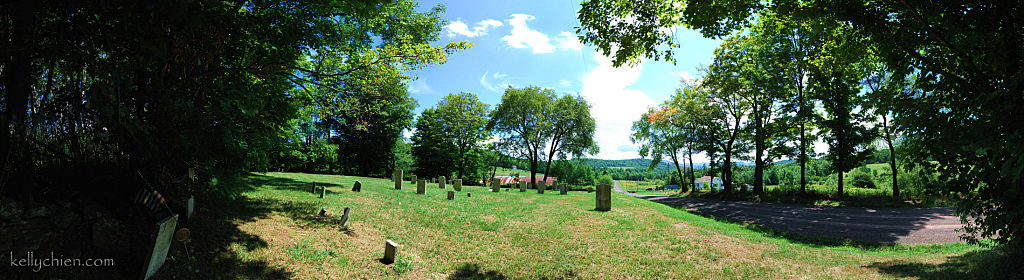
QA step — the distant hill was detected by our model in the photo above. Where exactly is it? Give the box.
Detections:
[583,158,709,170]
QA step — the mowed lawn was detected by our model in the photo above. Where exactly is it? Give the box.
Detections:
[164,172,1001,279]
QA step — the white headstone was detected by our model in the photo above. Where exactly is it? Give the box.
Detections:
[143,214,178,280]
[186,196,195,219]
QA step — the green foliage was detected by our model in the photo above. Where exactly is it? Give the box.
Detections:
[431,92,492,180]
[411,108,457,178]
[596,174,614,186]
[850,167,876,189]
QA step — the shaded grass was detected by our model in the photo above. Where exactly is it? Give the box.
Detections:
[677,184,956,208]
[161,172,1006,279]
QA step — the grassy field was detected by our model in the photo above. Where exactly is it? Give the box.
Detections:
[162,172,1006,279]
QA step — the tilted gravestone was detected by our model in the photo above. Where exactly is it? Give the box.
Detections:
[352,181,361,192]
[383,240,399,264]
[537,181,545,194]
[416,179,426,194]
[142,214,178,280]
[519,181,527,192]
[491,179,500,192]
[439,176,446,189]
[596,184,612,211]
[559,184,568,195]
[447,190,455,200]
[318,208,327,216]
[394,169,403,190]
[340,207,352,229]
[454,179,462,191]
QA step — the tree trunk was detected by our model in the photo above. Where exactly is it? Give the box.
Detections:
[723,149,732,194]
[754,121,765,194]
[798,81,807,195]
[687,146,695,193]
[884,114,899,199]
[837,152,845,197]
[670,146,686,193]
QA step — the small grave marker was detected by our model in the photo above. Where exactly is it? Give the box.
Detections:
[447,190,455,200]
[537,181,545,194]
[352,181,362,192]
[186,195,195,219]
[311,183,317,194]
[454,179,462,191]
[491,179,500,192]
[439,176,446,189]
[318,208,327,216]
[320,186,326,198]
[394,169,403,190]
[411,175,417,186]
[596,184,612,211]
[467,193,472,197]
[416,179,426,194]
[519,181,527,192]
[383,240,399,264]
[340,207,352,229]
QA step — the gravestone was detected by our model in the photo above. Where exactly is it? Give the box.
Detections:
[383,240,399,264]
[394,169,403,190]
[340,207,352,229]
[186,195,195,219]
[352,181,361,192]
[537,181,545,194]
[411,175,417,186]
[439,176,446,189]
[491,179,500,192]
[467,193,472,197]
[318,208,327,216]
[416,179,426,194]
[519,181,527,192]
[596,184,612,211]
[142,214,178,280]
[559,184,568,195]
[454,179,462,191]
[320,186,326,199]
[447,191,455,200]
[311,183,317,194]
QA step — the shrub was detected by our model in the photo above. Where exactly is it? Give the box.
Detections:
[850,169,876,188]
[596,174,614,185]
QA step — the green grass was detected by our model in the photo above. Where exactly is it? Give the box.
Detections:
[163,172,1009,279]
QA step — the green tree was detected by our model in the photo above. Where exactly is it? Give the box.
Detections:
[411,108,457,179]
[434,92,491,181]
[703,50,753,194]
[541,94,599,184]
[488,86,554,189]
[632,105,688,193]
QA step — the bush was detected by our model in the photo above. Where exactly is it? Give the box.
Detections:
[596,174,614,186]
[850,169,876,188]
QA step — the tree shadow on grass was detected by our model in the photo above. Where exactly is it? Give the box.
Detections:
[866,248,1017,280]
[448,263,509,280]
[246,173,345,194]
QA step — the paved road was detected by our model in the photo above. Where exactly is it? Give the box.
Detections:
[613,181,966,244]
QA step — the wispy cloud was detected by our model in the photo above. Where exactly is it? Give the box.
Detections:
[554,32,583,51]
[559,80,572,87]
[408,78,434,95]
[671,70,697,85]
[444,19,503,38]
[480,70,513,92]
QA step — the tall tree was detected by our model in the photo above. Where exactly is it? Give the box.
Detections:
[704,48,753,194]
[541,94,599,184]
[411,108,457,178]
[434,92,491,180]
[488,86,553,188]
[633,105,687,193]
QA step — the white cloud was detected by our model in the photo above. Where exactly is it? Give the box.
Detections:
[480,70,513,92]
[580,52,656,160]
[444,19,503,38]
[671,71,696,85]
[559,80,571,87]
[408,78,434,95]
[502,14,555,54]
[554,32,583,51]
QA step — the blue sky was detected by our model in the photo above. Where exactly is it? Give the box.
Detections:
[407,0,723,160]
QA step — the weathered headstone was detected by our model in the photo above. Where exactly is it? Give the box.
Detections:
[519,181,527,192]
[383,240,399,264]
[491,179,500,192]
[394,169,403,190]
[311,183,317,194]
[186,195,195,219]
[320,186,326,199]
[537,181,545,194]
[454,179,462,191]
[439,176,446,189]
[559,184,568,195]
[340,207,352,229]
[596,184,612,211]
[416,179,426,194]
[143,214,178,280]
[447,190,455,200]
[318,208,327,216]
[352,181,362,192]
[467,193,472,197]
